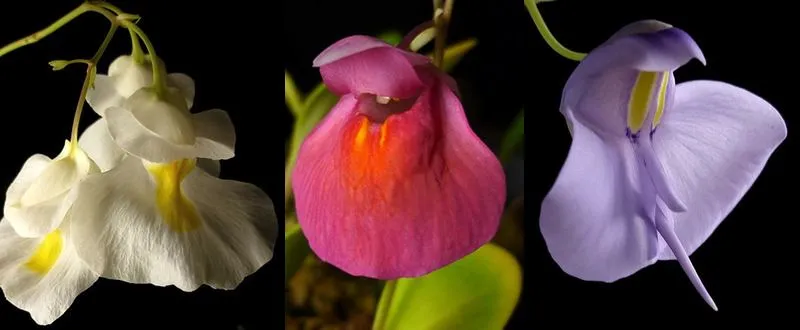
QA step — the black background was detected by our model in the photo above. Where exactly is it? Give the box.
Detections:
[0,0,285,329]
[0,0,795,328]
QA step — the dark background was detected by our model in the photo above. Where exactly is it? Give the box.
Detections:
[0,1,285,329]
[285,0,798,327]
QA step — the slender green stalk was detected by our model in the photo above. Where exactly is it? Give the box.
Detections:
[94,1,145,62]
[70,23,119,152]
[119,20,167,97]
[523,0,586,61]
[0,3,117,58]
[49,59,91,70]
[372,280,398,330]
[432,0,455,67]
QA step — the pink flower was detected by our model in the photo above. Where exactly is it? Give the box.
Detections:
[292,35,506,279]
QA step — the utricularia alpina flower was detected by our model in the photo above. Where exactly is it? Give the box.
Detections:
[0,142,100,325]
[292,35,506,279]
[0,53,277,324]
[539,20,787,310]
[70,54,278,291]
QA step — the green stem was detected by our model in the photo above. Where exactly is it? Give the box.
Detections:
[49,59,91,70]
[284,70,304,117]
[93,1,145,63]
[0,3,117,58]
[432,0,455,68]
[372,280,397,330]
[70,23,119,152]
[128,29,145,62]
[119,20,167,97]
[524,0,586,61]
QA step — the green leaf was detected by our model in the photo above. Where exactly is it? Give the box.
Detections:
[285,218,312,280]
[373,243,522,330]
[499,109,524,164]
[426,38,478,73]
[491,197,525,260]
[378,30,404,46]
[285,70,304,117]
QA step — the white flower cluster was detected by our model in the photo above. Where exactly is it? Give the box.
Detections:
[0,55,277,325]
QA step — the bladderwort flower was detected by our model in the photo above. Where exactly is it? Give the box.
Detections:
[69,35,277,292]
[292,32,506,279]
[0,2,278,324]
[0,141,101,325]
[537,20,787,310]
[82,54,220,175]
[84,53,235,166]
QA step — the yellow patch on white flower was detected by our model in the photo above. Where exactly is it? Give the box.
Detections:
[0,221,99,325]
[68,157,277,292]
[24,229,63,275]
[146,159,202,233]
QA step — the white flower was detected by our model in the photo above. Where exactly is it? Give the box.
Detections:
[79,118,224,176]
[0,141,103,325]
[68,156,277,291]
[85,55,232,165]
[86,55,194,116]
[105,88,236,163]
[3,141,98,237]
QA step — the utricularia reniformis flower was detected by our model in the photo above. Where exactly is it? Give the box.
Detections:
[292,34,506,279]
[0,4,276,325]
[539,20,787,310]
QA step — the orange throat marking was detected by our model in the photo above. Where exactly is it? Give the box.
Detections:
[343,116,398,204]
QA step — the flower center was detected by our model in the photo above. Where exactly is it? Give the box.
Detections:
[357,94,418,123]
[626,71,670,138]
[147,159,202,233]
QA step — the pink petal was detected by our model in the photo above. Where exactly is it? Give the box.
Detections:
[292,78,505,279]
[315,35,430,98]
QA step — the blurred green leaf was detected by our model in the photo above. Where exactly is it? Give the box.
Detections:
[378,30,404,46]
[285,218,312,280]
[409,27,436,52]
[491,197,525,260]
[499,109,524,164]
[426,38,478,73]
[373,243,522,330]
[285,70,304,117]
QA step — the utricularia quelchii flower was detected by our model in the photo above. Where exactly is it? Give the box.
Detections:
[0,4,277,325]
[539,20,787,310]
[292,34,506,279]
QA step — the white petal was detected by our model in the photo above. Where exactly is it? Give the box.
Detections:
[0,220,99,325]
[106,101,235,163]
[108,55,154,98]
[69,157,277,291]
[4,142,97,237]
[85,74,125,117]
[167,73,196,109]
[192,109,236,160]
[126,88,195,144]
[196,158,221,177]
[78,119,127,172]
